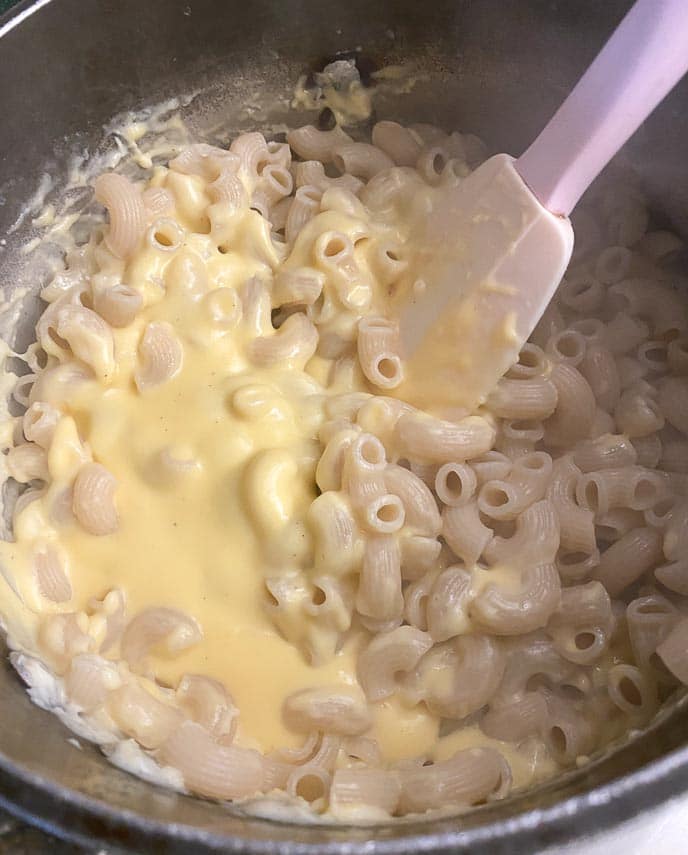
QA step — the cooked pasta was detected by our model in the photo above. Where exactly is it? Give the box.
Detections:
[0,110,686,825]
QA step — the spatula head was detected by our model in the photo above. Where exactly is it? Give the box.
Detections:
[394,154,574,413]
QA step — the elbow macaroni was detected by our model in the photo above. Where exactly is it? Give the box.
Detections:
[0,113,687,822]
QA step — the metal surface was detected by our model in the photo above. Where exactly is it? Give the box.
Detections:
[1,0,688,851]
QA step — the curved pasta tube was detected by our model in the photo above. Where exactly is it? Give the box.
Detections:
[546,456,596,554]
[371,121,422,167]
[426,566,472,641]
[332,143,395,180]
[357,317,404,390]
[94,283,143,328]
[356,535,403,622]
[395,412,496,464]
[72,462,118,536]
[159,720,264,800]
[243,449,300,540]
[593,527,663,596]
[544,363,596,447]
[486,377,558,420]
[120,607,203,673]
[607,664,657,716]
[307,492,363,577]
[330,768,401,819]
[6,442,49,483]
[65,654,121,711]
[282,685,371,736]
[478,452,553,521]
[94,172,146,259]
[285,185,322,245]
[547,581,613,665]
[579,343,620,412]
[55,304,116,381]
[626,593,680,676]
[176,674,237,739]
[357,626,432,702]
[656,617,688,685]
[135,321,183,392]
[248,313,318,369]
[107,682,183,749]
[286,125,353,164]
[471,563,561,636]
[32,542,72,603]
[398,747,509,813]
[384,464,441,537]
[442,501,493,567]
[22,401,61,449]
[483,500,560,567]
[273,267,325,308]
[573,434,637,472]
[481,692,548,742]
[415,635,505,719]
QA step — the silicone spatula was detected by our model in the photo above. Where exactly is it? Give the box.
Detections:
[395,0,688,413]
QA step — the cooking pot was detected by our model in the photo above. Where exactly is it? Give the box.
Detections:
[1,0,687,851]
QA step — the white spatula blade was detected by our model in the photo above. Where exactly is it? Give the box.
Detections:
[396,154,573,412]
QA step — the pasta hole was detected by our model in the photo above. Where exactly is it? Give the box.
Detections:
[548,726,568,756]
[48,327,70,351]
[584,481,600,510]
[377,357,399,380]
[595,526,617,546]
[295,773,326,803]
[644,346,667,366]
[385,248,401,262]
[358,437,384,467]
[512,419,538,432]
[491,518,516,539]
[255,158,271,177]
[522,454,546,470]
[79,291,94,310]
[652,498,673,521]
[311,586,326,606]
[633,477,657,505]
[525,674,551,693]
[518,348,540,369]
[432,153,446,175]
[618,676,642,707]
[154,231,174,247]
[34,348,48,370]
[445,470,463,498]
[554,332,584,359]
[484,486,509,508]
[317,107,336,131]
[575,631,596,650]
[324,236,347,258]
[270,169,291,192]
[301,187,321,204]
[377,503,400,523]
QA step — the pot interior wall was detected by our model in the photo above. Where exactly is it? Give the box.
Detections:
[1,0,688,852]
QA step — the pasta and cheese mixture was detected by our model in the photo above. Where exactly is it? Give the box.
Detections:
[1,116,688,820]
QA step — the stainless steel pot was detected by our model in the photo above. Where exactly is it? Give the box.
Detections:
[1,1,687,851]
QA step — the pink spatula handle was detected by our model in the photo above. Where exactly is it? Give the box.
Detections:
[515,0,688,217]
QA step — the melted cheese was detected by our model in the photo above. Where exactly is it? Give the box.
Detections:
[0,131,559,803]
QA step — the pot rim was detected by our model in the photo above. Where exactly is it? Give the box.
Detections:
[1,0,687,851]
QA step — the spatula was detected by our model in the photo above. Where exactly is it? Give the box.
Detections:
[395,0,688,413]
